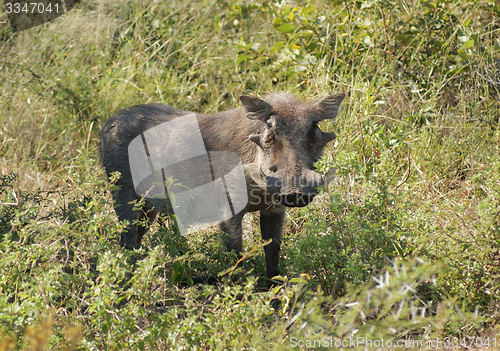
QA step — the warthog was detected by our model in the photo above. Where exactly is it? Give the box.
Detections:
[100,92,344,286]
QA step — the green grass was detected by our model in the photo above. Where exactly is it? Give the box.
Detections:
[1,0,500,349]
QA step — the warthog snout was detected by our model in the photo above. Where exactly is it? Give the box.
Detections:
[278,192,315,207]
[263,168,323,207]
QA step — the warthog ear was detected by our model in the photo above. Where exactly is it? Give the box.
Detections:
[314,93,345,120]
[321,132,337,143]
[240,96,272,121]
[319,131,337,148]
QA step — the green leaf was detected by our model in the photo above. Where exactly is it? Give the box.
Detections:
[292,30,313,39]
[462,39,474,50]
[271,285,283,294]
[392,240,405,258]
[270,41,285,54]
[471,33,479,46]
[277,23,295,33]
[236,53,248,64]
[396,34,415,45]
[494,39,500,52]
[301,5,316,16]
[169,244,180,257]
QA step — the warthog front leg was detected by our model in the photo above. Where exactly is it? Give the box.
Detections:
[220,211,245,254]
[114,185,154,249]
[260,207,285,286]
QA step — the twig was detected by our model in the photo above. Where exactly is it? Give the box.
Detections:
[0,59,42,81]
[454,212,483,251]
[227,239,272,278]
[395,147,411,190]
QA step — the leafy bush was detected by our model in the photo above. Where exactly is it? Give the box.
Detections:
[284,177,404,296]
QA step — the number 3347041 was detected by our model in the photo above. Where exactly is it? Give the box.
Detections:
[5,2,61,14]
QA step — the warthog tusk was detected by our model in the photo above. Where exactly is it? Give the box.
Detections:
[259,165,268,182]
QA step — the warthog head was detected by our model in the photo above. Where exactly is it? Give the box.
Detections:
[241,93,345,207]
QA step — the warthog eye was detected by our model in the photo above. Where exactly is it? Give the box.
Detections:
[264,129,275,145]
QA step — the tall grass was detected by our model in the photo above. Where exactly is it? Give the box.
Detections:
[0,0,499,349]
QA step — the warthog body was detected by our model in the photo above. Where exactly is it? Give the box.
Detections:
[100,92,344,285]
